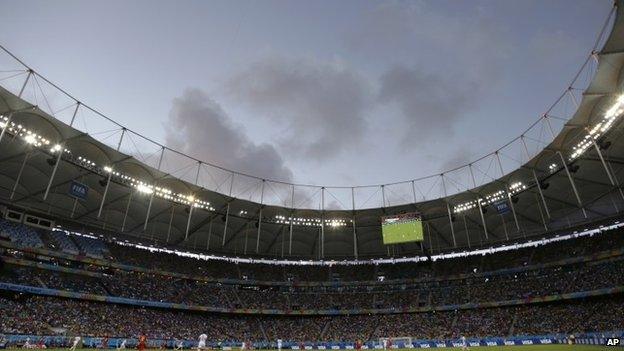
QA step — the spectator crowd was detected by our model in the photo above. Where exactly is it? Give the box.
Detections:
[2,257,622,310]
[0,294,621,343]
[0,219,623,343]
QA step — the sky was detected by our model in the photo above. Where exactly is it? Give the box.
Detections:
[0,0,614,188]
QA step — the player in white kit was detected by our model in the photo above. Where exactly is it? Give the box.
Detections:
[197,334,208,351]
[461,336,468,350]
[69,337,81,351]
[22,338,32,349]
[277,339,282,351]
[117,339,126,350]
[175,339,184,350]
[382,339,388,351]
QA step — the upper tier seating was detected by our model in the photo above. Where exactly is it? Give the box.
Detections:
[0,219,44,249]
[71,234,109,258]
[49,230,80,254]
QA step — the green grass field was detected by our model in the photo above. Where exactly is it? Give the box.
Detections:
[389,348,609,351]
[381,219,423,244]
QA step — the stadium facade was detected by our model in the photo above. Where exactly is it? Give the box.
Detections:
[0,1,623,349]
[0,2,623,261]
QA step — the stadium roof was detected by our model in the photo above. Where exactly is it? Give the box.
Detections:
[0,0,623,260]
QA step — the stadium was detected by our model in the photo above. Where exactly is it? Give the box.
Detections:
[0,0,623,350]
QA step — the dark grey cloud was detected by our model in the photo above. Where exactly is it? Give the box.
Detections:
[345,1,510,78]
[165,88,293,182]
[225,57,373,161]
[349,1,510,147]
[379,65,480,146]
[438,146,475,172]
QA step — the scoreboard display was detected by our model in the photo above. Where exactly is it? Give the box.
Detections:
[381,212,424,244]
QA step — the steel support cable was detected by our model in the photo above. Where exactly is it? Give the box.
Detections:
[0,5,615,207]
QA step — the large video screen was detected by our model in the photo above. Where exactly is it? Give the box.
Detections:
[381,212,424,244]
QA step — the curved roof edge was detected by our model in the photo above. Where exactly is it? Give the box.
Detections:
[0,2,621,211]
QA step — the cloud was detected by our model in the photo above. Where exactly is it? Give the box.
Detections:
[165,88,293,182]
[348,1,510,146]
[378,65,480,146]
[529,29,583,66]
[225,57,373,161]
[346,1,510,77]
[438,145,475,172]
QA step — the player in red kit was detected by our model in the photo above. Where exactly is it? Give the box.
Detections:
[138,334,147,351]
